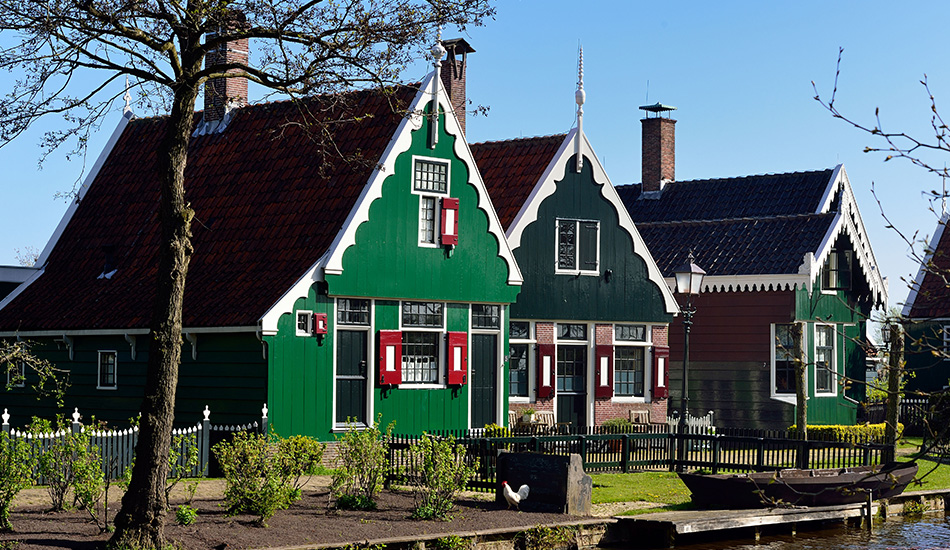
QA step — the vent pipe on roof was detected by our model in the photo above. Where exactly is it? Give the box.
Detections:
[203,10,249,125]
[640,102,676,193]
[440,38,474,135]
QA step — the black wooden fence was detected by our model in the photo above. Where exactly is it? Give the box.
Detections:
[389,425,889,492]
[863,397,929,436]
[1,405,267,480]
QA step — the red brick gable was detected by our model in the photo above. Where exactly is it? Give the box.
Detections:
[0,86,416,331]
[906,216,950,319]
[470,134,566,230]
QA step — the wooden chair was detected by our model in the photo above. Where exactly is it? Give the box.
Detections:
[508,410,517,429]
[629,409,650,425]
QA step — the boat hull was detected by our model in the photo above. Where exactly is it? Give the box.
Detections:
[679,462,918,509]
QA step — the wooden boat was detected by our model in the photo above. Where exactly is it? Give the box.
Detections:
[679,462,918,509]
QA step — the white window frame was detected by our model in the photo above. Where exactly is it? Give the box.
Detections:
[770,323,800,405]
[508,320,534,403]
[296,310,313,337]
[613,324,651,403]
[821,249,853,294]
[399,301,446,388]
[814,323,837,396]
[555,219,600,276]
[97,350,118,390]
[7,361,25,388]
[411,156,450,248]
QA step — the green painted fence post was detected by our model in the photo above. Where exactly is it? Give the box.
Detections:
[711,435,721,474]
[621,435,630,473]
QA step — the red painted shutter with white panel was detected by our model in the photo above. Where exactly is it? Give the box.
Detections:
[537,344,555,398]
[595,344,614,398]
[652,346,670,399]
[447,331,468,385]
[440,197,459,246]
[378,330,402,386]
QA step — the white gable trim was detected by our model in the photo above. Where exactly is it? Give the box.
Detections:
[260,72,523,334]
[506,130,678,315]
[903,212,948,317]
[810,165,887,306]
[0,111,134,314]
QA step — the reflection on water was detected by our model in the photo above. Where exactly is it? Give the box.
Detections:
[670,514,950,550]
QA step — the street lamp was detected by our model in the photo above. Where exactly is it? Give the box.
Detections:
[673,252,705,471]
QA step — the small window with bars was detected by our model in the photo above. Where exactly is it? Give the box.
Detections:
[338,298,370,326]
[773,324,799,395]
[615,324,646,342]
[557,323,587,341]
[509,343,529,397]
[98,351,117,389]
[402,331,440,384]
[614,347,645,397]
[472,304,500,329]
[556,219,599,273]
[419,196,437,244]
[413,159,448,194]
[402,301,444,328]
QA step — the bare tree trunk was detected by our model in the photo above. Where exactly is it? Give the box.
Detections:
[884,323,903,463]
[793,323,808,468]
[109,82,198,550]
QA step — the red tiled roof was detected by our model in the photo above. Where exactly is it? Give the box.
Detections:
[0,86,416,331]
[471,134,566,230]
[906,218,950,319]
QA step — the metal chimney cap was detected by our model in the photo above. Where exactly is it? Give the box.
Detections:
[639,102,677,113]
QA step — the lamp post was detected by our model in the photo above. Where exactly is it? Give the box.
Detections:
[673,252,705,471]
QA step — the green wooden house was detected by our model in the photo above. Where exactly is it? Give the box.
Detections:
[616,106,889,429]
[902,213,950,392]
[0,39,523,439]
[472,63,679,430]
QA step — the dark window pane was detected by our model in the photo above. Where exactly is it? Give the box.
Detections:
[99,352,116,388]
[614,347,644,397]
[557,220,576,269]
[472,304,500,329]
[402,301,443,327]
[615,324,646,342]
[557,323,587,340]
[338,298,370,325]
[774,324,799,394]
[509,343,529,397]
[509,321,530,339]
[556,345,586,392]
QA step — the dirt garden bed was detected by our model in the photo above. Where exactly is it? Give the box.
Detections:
[0,478,628,550]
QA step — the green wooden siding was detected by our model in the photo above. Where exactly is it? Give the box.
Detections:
[3,333,266,429]
[325,103,519,305]
[903,321,950,392]
[268,103,520,439]
[792,284,869,425]
[510,154,671,323]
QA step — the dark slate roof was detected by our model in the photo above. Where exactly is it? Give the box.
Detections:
[0,86,416,331]
[905,218,950,319]
[617,169,836,277]
[617,169,833,224]
[471,134,566,230]
[638,214,837,276]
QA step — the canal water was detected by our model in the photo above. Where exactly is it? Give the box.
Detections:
[672,514,950,550]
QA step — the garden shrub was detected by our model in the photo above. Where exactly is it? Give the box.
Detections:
[0,432,32,532]
[275,434,326,496]
[175,504,198,525]
[600,417,635,433]
[409,433,478,521]
[483,423,511,439]
[331,417,393,511]
[29,416,73,512]
[788,422,903,443]
[213,431,297,526]
[71,429,105,530]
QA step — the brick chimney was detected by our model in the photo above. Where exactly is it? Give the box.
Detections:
[640,103,677,192]
[204,11,249,123]
[439,38,475,135]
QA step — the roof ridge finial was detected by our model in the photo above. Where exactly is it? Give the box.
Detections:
[574,44,585,173]
[428,27,446,149]
[123,76,132,115]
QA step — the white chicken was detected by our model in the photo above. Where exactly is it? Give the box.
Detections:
[502,480,530,510]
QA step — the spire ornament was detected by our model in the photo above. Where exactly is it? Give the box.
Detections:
[123,76,132,115]
[575,46,585,172]
[429,26,445,149]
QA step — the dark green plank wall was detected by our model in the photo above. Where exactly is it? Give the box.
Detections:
[2,333,266,429]
[903,321,950,392]
[325,104,519,305]
[511,155,671,323]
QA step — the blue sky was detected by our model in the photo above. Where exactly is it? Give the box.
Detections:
[0,1,946,314]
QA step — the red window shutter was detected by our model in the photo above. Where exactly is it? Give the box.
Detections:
[440,197,459,246]
[447,331,468,385]
[537,344,555,399]
[595,344,614,398]
[652,346,670,399]
[378,330,402,386]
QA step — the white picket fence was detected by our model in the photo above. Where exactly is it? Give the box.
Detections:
[2,404,267,480]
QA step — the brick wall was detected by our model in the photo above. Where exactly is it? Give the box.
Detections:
[204,13,249,121]
[652,325,668,347]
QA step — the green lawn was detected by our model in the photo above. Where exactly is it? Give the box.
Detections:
[589,449,950,516]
